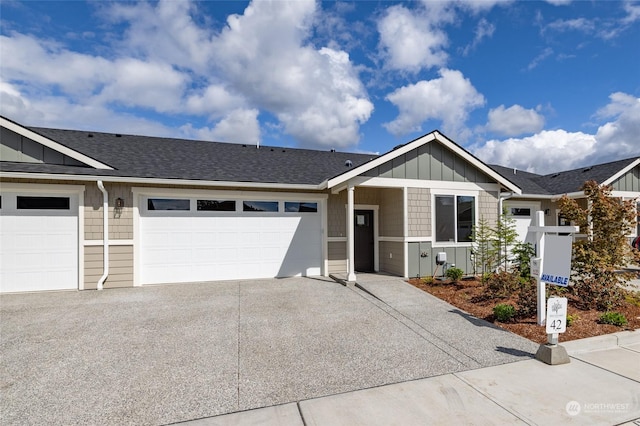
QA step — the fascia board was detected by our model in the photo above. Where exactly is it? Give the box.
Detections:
[0,171,323,191]
[325,131,522,194]
[601,158,640,186]
[1,117,113,170]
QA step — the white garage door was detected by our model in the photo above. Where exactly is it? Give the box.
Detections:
[0,192,78,293]
[139,197,322,284]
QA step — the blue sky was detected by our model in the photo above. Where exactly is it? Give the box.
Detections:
[1,0,639,174]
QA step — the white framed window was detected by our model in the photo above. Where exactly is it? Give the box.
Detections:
[433,190,477,244]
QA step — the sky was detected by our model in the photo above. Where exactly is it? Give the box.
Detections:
[1,0,639,175]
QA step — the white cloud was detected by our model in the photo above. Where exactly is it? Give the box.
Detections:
[383,69,485,141]
[486,104,545,136]
[474,130,597,174]
[544,0,572,6]
[526,47,553,71]
[211,0,373,148]
[589,92,640,164]
[473,93,640,174]
[377,5,449,72]
[180,108,260,144]
[545,18,595,33]
[462,18,495,56]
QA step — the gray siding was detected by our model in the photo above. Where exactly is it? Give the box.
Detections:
[0,127,85,166]
[408,242,474,278]
[379,241,404,276]
[611,165,640,192]
[363,140,491,183]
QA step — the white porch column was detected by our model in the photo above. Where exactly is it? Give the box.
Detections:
[347,184,357,282]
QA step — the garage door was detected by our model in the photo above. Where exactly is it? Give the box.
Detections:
[139,196,322,284]
[0,192,78,292]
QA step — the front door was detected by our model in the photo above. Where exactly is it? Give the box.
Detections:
[354,209,374,272]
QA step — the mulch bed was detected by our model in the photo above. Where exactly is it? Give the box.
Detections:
[408,277,640,344]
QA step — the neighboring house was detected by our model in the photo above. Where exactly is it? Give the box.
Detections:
[0,116,522,292]
[491,158,640,243]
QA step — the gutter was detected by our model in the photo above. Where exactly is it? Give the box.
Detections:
[97,181,108,290]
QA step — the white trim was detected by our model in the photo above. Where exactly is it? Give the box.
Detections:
[602,158,640,186]
[132,186,328,201]
[611,191,640,199]
[350,176,501,192]
[132,187,327,285]
[403,187,408,278]
[84,239,134,246]
[1,117,113,170]
[379,236,404,242]
[321,197,328,277]
[325,131,522,193]
[0,171,322,191]
[431,189,479,247]
[328,237,347,242]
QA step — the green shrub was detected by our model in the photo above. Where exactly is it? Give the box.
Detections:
[446,267,464,282]
[516,278,537,318]
[422,276,434,285]
[486,271,521,298]
[598,312,628,326]
[567,314,579,327]
[493,304,516,322]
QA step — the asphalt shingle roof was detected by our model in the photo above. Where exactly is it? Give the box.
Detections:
[5,127,378,186]
[491,157,639,196]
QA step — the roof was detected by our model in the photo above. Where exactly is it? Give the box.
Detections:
[2,126,377,186]
[491,156,640,196]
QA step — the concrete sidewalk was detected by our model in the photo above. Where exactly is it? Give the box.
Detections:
[183,275,640,426]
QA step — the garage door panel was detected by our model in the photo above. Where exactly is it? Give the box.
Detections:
[140,204,322,284]
[1,199,78,293]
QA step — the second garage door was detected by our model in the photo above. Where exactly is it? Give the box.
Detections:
[139,196,322,284]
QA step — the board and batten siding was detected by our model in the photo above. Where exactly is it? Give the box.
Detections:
[362,141,492,183]
[84,245,133,289]
[611,165,640,192]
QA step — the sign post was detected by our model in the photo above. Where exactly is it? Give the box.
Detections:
[527,211,578,365]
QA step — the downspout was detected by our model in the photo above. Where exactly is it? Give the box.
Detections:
[97,181,108,290]
[498,191,514,216]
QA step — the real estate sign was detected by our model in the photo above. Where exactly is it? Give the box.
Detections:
[540,234,572,287]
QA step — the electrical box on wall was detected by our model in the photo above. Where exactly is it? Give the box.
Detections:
[436,252,447,265]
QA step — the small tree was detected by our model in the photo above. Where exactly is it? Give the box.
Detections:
[490,208,519,272]
[471,217,496,281]
[558,180,640,310]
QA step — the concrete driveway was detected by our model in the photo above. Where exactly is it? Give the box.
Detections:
[1,276,537,425]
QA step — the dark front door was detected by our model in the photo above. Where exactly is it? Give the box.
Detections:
[354,209,374,272]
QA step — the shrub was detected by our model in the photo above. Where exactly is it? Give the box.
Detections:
[486,271,521,298]
[446,267,464,282]
[493,304,516,322]
[567,314,579,327]
[516,277,538,318]
[512,242,535,279]
[598,312,628,326]
[422,276,434,285]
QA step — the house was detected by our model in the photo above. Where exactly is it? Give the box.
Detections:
[0,115,523,293]
[491,158,640,243]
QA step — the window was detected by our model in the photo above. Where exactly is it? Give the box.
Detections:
[17,196,70,210]
[510,208,531,217]
[435,195,475,243]
[243,201,278,212]
[147,198,190,211]
[197,200,235,211]
[285,202,317,213]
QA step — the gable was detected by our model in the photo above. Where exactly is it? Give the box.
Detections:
[1,126,86,167]
[361,139,492,184]
[611,164,640,192]
[325,131,520,192]
[0,116,113,170]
